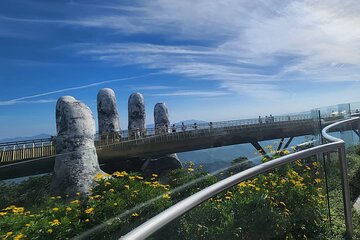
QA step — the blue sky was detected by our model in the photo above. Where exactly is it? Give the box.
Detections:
[1,0,360,138]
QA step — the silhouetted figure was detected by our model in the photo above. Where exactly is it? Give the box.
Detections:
[209,122,213,129]
[270,114,274,123]
[193,123,197,130]
[265,116,269,124]
[258,116,262,124]
[181,122,186,132]
[172,124,176,133]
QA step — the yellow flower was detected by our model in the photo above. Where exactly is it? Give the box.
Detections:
[6,232,13,237]
[51,196,56,200]
[188,168,194,172]
[124,185,130,190]
[162,193,171,200]
[152,173,158,177]
[12,207,25,214]
[282,149,290,155]
[144,181,151,185]
[85,218,90,222]
[49,219,61,226]
[85,207,94,214]
[313,162,320,167]
[56,196,62,199]
[70,200,80,204]
[279,201,286,206]
[105,181,111,186]
[76,192,81,196]
[66,207,72,212]
[0,212,7,216]
[113,203,118,206]
[136,176,144,180]
[47,229,53,234]
[315,178,321,184]
[131,212,139,217]
[255,187,260,191]
[94,173,105,180]
[129,176,135,180]
[25,223,31,227]
[52,207,59,212]
[14,233,25,240]
[109,188,115,193]
[225,196,231,200]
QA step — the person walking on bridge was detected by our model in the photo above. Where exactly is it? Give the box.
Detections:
[258,116,262,124]
[171,124,176,133]
[181,122,186,132]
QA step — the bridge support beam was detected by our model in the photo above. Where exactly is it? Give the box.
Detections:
[353,129,360,139]
[251,141,270,160]
[277,138,285,151]
[283,137,294,150]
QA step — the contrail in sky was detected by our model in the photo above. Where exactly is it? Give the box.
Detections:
[0,73,155,106]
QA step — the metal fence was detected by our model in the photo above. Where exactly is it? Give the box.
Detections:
[121,117,357,240]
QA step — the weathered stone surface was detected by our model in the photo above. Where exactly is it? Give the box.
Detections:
[141,154,183,175]
[97,88,121,134]
[154,103,170,133]
[141,102,182,174]
[128,92,146,132]
[52,97,104,196]
[55,96,75,134]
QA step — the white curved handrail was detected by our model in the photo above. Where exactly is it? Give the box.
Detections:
[121,118,358,240]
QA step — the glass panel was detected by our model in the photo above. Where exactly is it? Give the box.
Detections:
[151,155,330,239]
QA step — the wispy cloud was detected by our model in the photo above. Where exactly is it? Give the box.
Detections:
[0,99,56,106]
[149,90,229,97]
[0,74,154,106]
[70,0,360,97]
[3,1,360,99]
[126,85,177,91]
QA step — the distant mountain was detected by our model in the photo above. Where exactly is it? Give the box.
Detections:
[0,134,52,143]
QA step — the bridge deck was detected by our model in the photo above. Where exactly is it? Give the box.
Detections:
[0,115,357,180]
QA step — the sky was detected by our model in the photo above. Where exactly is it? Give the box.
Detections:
[1,0,360,138]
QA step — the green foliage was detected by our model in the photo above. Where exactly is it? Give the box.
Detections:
[0,171,172,239]
[0,155,334,239]
[154,157,329,240]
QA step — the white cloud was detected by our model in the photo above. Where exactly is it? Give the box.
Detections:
[0,99,56,106]
[5,1,360,98]
[149,90,229,97]
[0,74,153,106]
[70,0,360,98]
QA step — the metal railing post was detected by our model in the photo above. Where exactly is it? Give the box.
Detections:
[338,144,353,238]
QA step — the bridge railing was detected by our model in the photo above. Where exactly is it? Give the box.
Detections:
[0,113,315,163]
[119,118,357,240]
